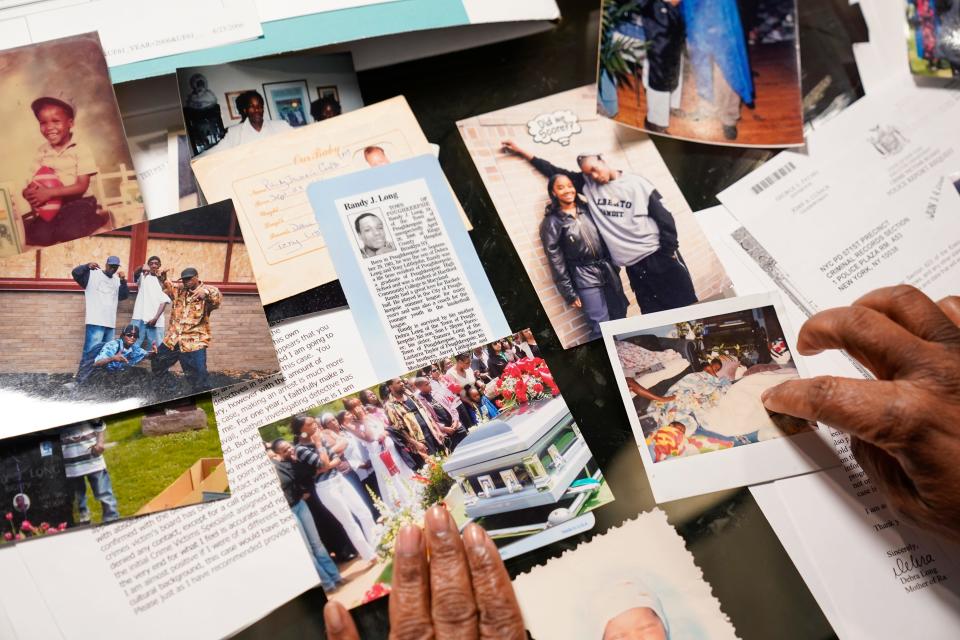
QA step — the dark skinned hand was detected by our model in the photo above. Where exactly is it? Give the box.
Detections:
[323,505,526,640]
[762,285,960,542]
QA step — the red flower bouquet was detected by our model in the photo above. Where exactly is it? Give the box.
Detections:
[495,357,559,408]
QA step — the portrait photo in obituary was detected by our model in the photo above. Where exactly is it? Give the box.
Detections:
[351,211,397,259]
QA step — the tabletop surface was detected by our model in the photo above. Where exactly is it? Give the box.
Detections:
[237,1,867,637]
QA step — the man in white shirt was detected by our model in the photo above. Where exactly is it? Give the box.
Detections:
[131,255,170,350]
[204,90,291,154]
[71,256,129,383]
[59,419,119,523]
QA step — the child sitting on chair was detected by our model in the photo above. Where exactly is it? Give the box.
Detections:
[22,96,108,246]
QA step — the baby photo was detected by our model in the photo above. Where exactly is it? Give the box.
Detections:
[512,509,738,639]
[0,33,145,257]
[603,292,837,502]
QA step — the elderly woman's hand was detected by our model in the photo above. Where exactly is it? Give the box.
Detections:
[762,285,960,542]
[323,505,526,639]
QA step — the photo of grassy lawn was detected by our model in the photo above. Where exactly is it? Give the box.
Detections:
[81,396,226,522]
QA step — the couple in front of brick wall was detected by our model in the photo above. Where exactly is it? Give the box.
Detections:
[68,253,222,394]
[502,140,698,341]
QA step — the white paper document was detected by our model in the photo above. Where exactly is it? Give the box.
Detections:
[719,86,960,313]
[0,0,263,66]
[702,198,960,638]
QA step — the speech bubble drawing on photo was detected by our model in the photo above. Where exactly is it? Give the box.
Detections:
[527,109,582,146]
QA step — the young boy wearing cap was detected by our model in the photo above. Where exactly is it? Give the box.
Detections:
[71,257,129,385]
[152,266,222,393]
[22,96,109,247]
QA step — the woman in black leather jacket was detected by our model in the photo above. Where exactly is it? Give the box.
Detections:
[539,174,629,340]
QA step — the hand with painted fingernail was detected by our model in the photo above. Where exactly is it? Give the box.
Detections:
[761,285,960,542]
[322,505,526,639]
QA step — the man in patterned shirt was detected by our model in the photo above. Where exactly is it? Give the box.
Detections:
[383,377,446,455]
[151,267,222,392]
[60,419,119,523]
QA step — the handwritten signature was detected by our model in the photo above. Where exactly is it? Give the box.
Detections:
[892,552,935,577]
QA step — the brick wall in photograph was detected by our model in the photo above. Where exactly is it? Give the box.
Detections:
[0,291,278,374]
[458,85,732,349]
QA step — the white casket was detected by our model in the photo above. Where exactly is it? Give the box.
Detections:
[442,396,594,518]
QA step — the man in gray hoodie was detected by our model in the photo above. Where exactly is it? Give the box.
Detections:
[503,141,698,313]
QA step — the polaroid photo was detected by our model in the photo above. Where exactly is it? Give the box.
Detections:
[598,0,803,147]
[0,200,280,437]
[602,291,838,503]
[513,509,738,639]
[0,395,228,544]
[257,331,614,608]
[0,33,146,258]
[457,85,733,349]
[177,52,361,157]
[309,154,510,380]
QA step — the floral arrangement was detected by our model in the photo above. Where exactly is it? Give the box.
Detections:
[419,454,455,510]
[368,488,426,563]
[495,357,560,409]
[4,512,68,543]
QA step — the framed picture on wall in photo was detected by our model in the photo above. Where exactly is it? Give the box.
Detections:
[225,90,255,120]
[316,85,339,102]
[262,80,310,127]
